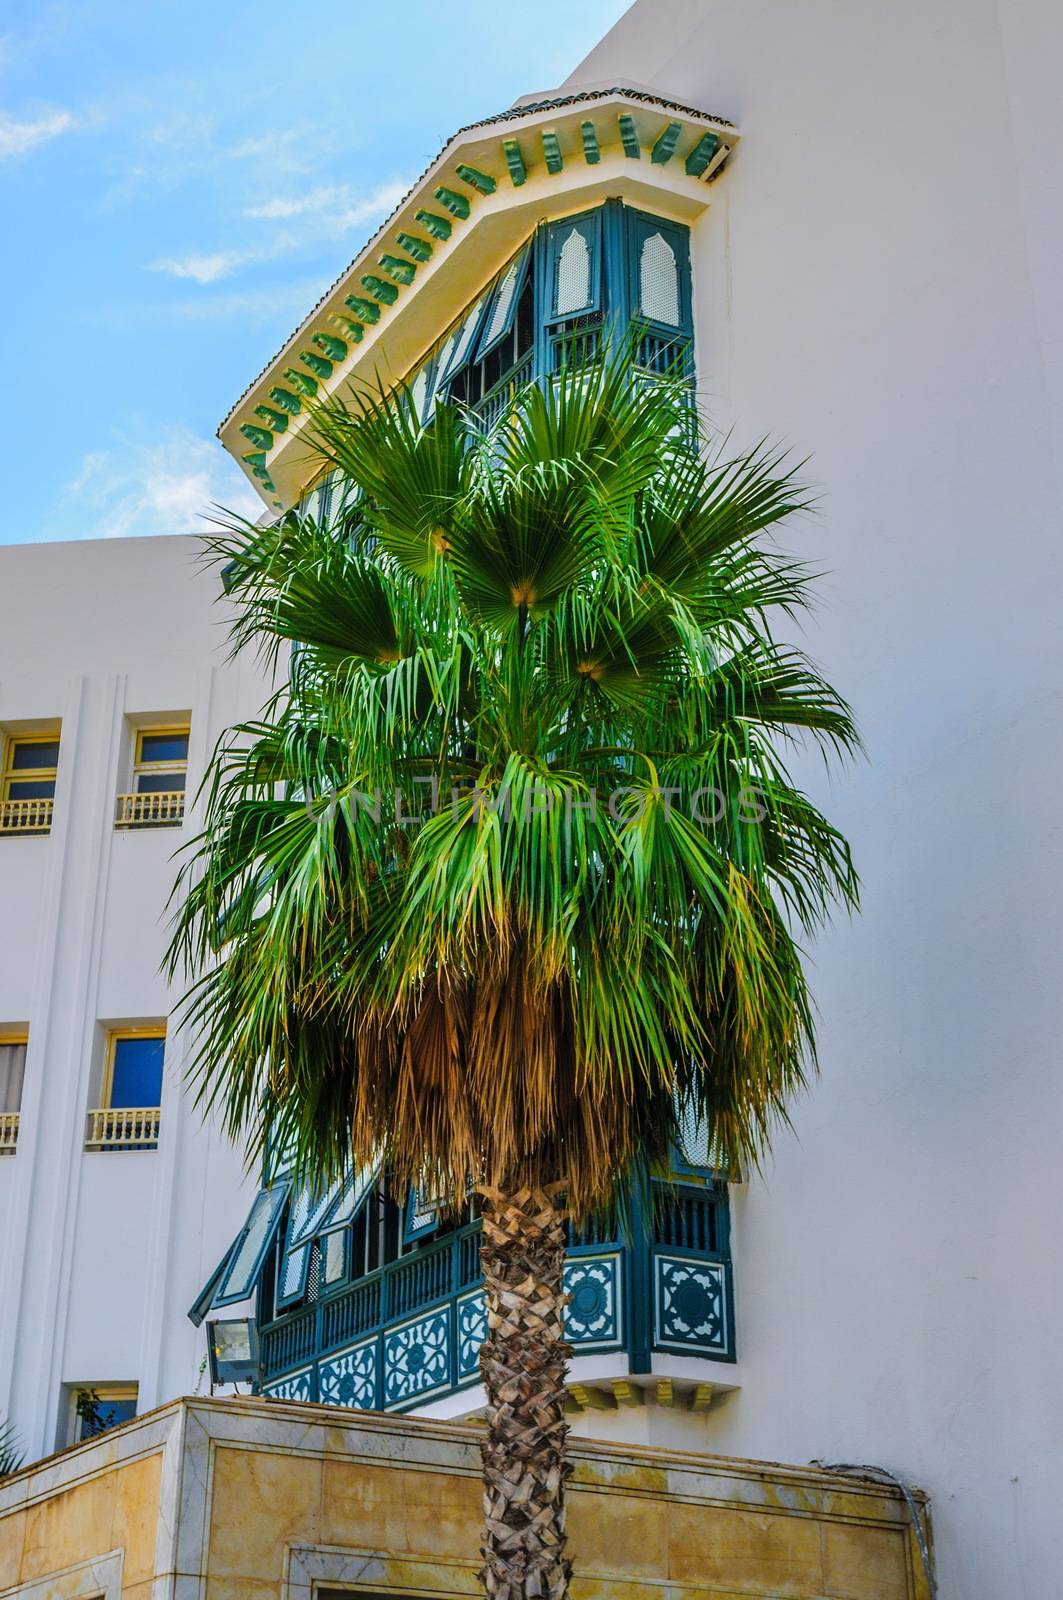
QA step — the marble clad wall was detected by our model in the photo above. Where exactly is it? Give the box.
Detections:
[0,1397,933,1599]
[0,1425,163,1600]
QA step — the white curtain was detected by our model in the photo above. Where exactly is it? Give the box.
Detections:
[0,1042,26,1114]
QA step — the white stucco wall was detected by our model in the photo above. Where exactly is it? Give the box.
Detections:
[0,536,271,1459]
[563,3,1063,1596]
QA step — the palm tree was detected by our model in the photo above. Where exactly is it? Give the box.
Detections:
[169,358,858,1600]
[0,1416,23,1479]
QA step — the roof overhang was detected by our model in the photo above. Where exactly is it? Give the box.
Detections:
[219,88,739,510]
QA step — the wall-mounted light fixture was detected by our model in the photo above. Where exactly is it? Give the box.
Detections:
[206,1318,260,1389]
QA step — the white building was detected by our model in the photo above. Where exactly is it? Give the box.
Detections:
[1,2,1060,1595]
[0,536,270,1456]
[556,4,1061,1595]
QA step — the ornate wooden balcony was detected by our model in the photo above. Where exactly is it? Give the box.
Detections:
[257,1180,733,1412]
[115,791,185,829]
[0,1113,19,1153]
[0,797,53,835]
[85,1106,161,1151]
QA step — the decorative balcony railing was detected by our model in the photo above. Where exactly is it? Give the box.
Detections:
[0,797,54,835]
[115,791,185,829]
[85,1106,161,1151]
[259,1182,733,1412]
[0,1113,19,1153]
[473,352,534,430]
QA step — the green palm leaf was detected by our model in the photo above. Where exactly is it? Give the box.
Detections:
[0,1417,23,1478]
[169,356,859,1209]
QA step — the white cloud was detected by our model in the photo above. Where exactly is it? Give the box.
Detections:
[227,130,309,173]
[243,178,409,233]
[243,184,343,220]
[149,250,248,284]
[163,276,334,322]
[149,229,298,285]
[333,179,409,230]
[55,430,263,541]
[147,177,410,290]
[0,107,73,159]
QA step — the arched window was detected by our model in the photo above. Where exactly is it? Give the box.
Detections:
[555,226,591,317]
[639,231,680,326]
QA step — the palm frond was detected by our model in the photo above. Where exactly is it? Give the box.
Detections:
[168,357,858,1212]
[0,1417,24,1478]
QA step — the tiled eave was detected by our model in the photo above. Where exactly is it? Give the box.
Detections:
[219,89,739,509]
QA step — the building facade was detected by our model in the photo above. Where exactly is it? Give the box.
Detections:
[0,536,271,1459]
[1,2,1060,1597]
[560,4,1059,1596]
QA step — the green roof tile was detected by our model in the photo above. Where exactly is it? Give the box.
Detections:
[434,186,471,219]
[456,163,496,194]
[651,120,682,164]
[502,138,526,185]
[684,130,721,176]
[619,113,641,157]
[541,130,563,172]
[299,351,333,379]
[415,209,453,240]
[397,231,433,261]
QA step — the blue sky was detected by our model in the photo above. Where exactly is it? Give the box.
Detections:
[1,0,628,544]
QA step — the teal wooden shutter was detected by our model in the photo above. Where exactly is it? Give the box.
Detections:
[626,210,692,335]
[475,243,532,360]
[544,210,602,323]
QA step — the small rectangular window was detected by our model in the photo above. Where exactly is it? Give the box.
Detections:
[86,1030,165,1151]
[70,1384,138,1444]
[213,1183,290,1308]
[322,1227,348,1288]
[0,1033,27,1154]
[107,1033,165,1108]
[137,731,189,773]
[116,725,189,828]
[1,733,59,835]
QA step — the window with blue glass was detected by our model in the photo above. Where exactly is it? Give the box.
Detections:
[131,727,189,795]
[2,734,60,836]
[72,1384,138,1443]
[2,736,60,801]
[106,1032,165,1109]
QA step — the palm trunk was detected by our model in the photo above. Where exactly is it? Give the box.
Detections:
[478,1183,572,1600]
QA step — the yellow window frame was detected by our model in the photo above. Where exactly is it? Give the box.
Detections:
[102,1027,167,1110]
[1,733,60,800]
[131,725,190,791]
[0,1031,28,1114]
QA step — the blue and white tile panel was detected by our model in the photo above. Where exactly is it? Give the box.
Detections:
[457,1290,487,1380]
[262,1366,314,1403]
[653,1253,728,1354]
[318,1338,378,1410]
[383,1307,451,1406]
[453,1253,624,1381]
[563,1252,622,1348]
